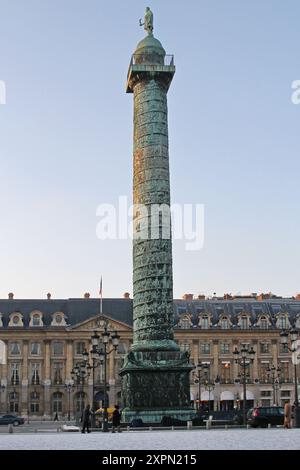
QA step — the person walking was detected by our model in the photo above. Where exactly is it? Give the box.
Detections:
[81,404,92,433]
[53,412,58,421]
[283,400,291,428]
[112,405,121,433]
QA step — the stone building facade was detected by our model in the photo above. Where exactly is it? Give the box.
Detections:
[0,294,299,418]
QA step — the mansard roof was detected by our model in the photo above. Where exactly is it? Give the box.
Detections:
[0,297,299,329]
[0,298,133,329]
[173,298,300,329]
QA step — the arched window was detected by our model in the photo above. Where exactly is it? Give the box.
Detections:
[260,316,268,329]
[51,312,66,326]
[8,313,23,327]
[52,392,63,413]
[9,391,19,413]
[29,311,43,327]
[240,316,248,329]
[200,315,209,329]
[278,315,288,330]
[33,314,41,326]
[179,315,192,329]
[220,317,229,329]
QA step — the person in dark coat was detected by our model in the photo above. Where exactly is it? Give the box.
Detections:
[81,404,92,433]
[112,405,121,433]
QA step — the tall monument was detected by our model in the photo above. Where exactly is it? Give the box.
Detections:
[120,9,194,423]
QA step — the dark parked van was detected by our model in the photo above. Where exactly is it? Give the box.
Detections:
[247,406,284,428]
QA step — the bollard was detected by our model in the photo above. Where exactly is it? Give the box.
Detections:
[187,420,192,430]
[127,425,130,432]
[268,423,271,429]
[172,426,174,431]
[149,426,152,431]
[206,420,211,430]
[8,424,13,434]
[225,425,228,430]
[246,424,250,429]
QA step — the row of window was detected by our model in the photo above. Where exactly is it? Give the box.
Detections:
[7,341,127,357]
[7,340,289,359]
[8,361,106,386]
[192,361,292,383]
[1,311,66,327]
[8,341,85,357]
[178,314,297,330]
[7,391,86,414]
[181,342,289,355]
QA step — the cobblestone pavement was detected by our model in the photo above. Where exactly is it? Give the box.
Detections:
[0,428,299,450]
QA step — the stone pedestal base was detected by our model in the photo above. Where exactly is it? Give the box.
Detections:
[120,350,195,424]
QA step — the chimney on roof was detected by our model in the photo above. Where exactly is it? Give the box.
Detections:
[197,295,205,300]
[47,293,51,300]
[123,292,130,299]
[8,292,14,300]
[84,292,90,299]
[182,294,194,301]
[223,293,233,300]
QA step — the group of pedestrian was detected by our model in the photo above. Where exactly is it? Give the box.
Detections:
[80,404,121,433]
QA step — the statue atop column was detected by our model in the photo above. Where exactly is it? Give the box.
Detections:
[139,7,154,35]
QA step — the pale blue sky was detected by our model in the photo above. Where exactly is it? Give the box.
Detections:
[0,0,299,299]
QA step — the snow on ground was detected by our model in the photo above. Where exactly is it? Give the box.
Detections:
[0,428,299,450]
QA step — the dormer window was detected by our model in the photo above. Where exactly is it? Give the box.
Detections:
[198,315,210,329]
[220,316,229,329]
[239,315,249,329]
[8,313,23,327]
[260,316,269,329]
[33,314,41,326]
[51,312,66,326]
[277,314,290,330]
[29,311,43,327]
[178,315,192,329]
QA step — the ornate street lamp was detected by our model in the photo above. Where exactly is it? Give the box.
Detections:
[233,345,256,425]
[64,381,75,421]
[204,380,215,414]
[86,320,120,432]
[266,364,281,406]
[193,362,209,411]
[71,359,91,425]
[280,328,300,427]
